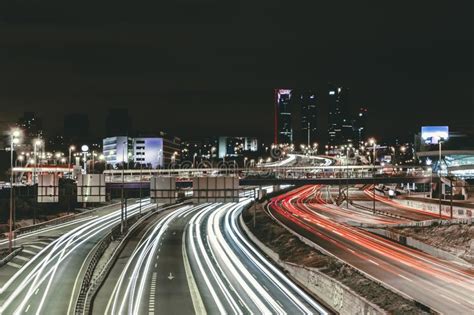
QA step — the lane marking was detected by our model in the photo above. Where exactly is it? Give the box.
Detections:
[22,249,37,255]
[25,304,30,313]
[182,229,207,315]
[24,245,43,250]
[7,261,22,269]
[149,272,157,314]
[368,259,379,266]
[15,255,30,262]
[398,274,413,282]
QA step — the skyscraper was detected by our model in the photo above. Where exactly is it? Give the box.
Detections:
[328,84,351,146]
[16,112,43,139]
[287,90,318,146]
[274,89,293,144]
[353,107,368,146]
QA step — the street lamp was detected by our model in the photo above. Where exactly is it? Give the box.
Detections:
[81,145,89,173]
[33,139,42,185]
[368,138,376,214]
[68,145,76,169]
[9,129,21,252]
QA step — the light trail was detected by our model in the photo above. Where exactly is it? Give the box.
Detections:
[0,199,155,314]
[267,186,474,313]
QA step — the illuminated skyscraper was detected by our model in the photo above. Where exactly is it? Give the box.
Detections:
[291,90,318,146]
[353,107,368,146]
[274,89,293,144]
[328,84,351,145]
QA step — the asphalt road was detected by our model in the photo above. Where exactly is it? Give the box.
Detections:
[186,201,328,314]
[95,203,201,315]
[268,186,474,314]
[0,199,155,315]
[100,200,328,314]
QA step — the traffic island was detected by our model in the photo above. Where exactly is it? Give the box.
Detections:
[241,202,435,315]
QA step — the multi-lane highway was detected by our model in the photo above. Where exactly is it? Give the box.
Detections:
[98,200,328,314]
[267,186,474,314]
[0,200,156,315]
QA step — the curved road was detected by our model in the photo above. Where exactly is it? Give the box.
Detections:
[268,186,474,314]
[100,201,328,314]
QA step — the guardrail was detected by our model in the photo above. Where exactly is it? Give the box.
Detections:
[1,202,120,240]
[0,246,23,268]
[75,202,184,314]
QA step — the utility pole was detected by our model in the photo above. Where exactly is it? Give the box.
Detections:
[139,163,143,215]
[307,122,310,148]
[9,130,21,252]
[121,140,126,233]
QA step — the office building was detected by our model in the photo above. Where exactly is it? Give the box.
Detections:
[274,89,293,144]
[328,84,351,146]
[353,107,368,146]
[103,135,180,168]
[291,90,318,146]
[218,136,259,158]
[16,112,43,139]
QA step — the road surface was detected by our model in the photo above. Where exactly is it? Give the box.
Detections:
[268,186,474,314]
[101,200,328,314]
[0,199,155,315]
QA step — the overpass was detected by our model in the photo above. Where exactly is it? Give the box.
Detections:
[102,165,433,186]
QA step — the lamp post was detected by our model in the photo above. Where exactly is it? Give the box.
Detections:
[9,129,21,252]
[81,145,89,174]
[346,147,351,208]
[69,145,75,174]
[33,139,42,185]
[369,138,376,214]
[438,140,444,217]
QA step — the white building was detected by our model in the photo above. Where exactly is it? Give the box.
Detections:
[103,136,164,168]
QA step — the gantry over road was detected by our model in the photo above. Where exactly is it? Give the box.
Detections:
[103,164,434,186]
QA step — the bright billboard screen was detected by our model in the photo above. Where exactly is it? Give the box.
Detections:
[421,126,449,144]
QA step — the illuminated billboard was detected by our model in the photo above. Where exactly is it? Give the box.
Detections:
[421,126,449,144]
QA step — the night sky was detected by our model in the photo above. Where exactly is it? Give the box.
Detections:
[0,1,472,142]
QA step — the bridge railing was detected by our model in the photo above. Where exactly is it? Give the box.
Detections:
[103,165,432,183]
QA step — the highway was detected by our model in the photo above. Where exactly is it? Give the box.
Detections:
[0,203,121,286]
[268,186,474,314]
[100,200,328,314]
[0,200,155,315]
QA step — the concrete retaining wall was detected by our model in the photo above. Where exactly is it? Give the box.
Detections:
[393,199,473,219]
[364,228,471,267]
[239,215,386,315]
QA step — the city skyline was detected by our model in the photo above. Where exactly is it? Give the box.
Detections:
[0,2,472,142]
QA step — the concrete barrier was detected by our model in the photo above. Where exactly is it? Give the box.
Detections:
[393,199,473,219]
[363,228,472,267]
[239,215,386,315]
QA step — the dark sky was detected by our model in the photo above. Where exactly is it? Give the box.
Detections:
[0,1,472,142]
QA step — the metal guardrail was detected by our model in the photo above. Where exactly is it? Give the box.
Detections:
[74,203,161,315]
[0,246,23,267]
[0,202,120,240]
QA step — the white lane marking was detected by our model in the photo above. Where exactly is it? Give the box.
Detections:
[368,259,379,266]
[24,245,43,250]
[15,256,30,262]
[443,295,462,305]
[149,272,157,314]
[182,230,207,315]
[25,304,30,313]
[22,250,37,255]
[398,274,413,282]
[34,288,39,295]
[7,261,22,269]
